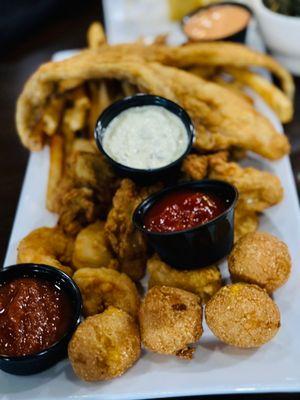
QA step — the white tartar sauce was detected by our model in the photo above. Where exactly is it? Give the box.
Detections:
[102,105,189,170]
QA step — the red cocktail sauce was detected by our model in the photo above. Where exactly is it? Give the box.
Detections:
[0,277,72,357]
[144,189,226,233]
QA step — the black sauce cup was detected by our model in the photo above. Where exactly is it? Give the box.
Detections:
[94,94,194,185]
[133,180,238,269]
[0,264,82,375]
[182,1,253,44]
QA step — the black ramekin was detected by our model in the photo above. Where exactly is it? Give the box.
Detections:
[0,264,82,375]
[182,1,253,44]
[94,94,194,185]
[133,180,238,269]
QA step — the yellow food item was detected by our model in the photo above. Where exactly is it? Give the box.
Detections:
[68,307,140,381]
[17,227,74,276]
[73,267,140,318]
[72,221,118,270]
[168,0,219,20]
[147,256,222,303]
[205,283,281,348]
[139,286,203,359]
[228,232,291,292]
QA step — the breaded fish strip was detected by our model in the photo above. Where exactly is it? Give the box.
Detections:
[17,227,74,276]
[139,286,203,359]
[72,221,118,270]
[16,52,290,160]
[147,256,222,303]
[68,307,140,381]
[73,267,140,318]
[228,232,291,293]
[205,283,281,348]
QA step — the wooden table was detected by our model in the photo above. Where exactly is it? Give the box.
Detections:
[0,1,299,398]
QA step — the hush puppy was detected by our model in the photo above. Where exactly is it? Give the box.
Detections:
[205,283,281,348]
[228,232,291,293]
[139,286,203,359]
[68,307,141,381]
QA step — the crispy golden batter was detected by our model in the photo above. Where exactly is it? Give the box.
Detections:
[205,283,281,348]
[16,49,290,160]
[181,153,208,180]
[147,256,222,303]
[139,286,203,359]
[17,227,74,276]
[73,267,140,318]
[234,205,259,242]
[228,232,291,293]
[105,179,149,281]
[209,158,284,213]
[68,307,141,381]
[58,187,100,236]
[72,221,118,270]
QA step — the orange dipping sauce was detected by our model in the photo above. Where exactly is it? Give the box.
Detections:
[183,4,251,41]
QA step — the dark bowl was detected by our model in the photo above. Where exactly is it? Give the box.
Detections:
[94,94,194,185]
[182,1,253,44]
[133,180,238,269]
[0,264,82,375]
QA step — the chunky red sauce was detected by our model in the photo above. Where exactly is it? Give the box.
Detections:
[144,189,226,233]
[0,277,72,357]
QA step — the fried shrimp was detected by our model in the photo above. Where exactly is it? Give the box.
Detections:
[139,286,203,359]
[17,227,74,276]
[205,283,281,348]
[68,307,141,381]
[73,267,140,318]
[72,221,118,270]
[147,256,222,303]
[228,232,291,293]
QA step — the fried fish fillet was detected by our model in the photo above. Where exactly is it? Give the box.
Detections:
[147,256,222,303]
[16,51,290,160]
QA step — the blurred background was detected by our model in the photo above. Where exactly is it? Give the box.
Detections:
[0,0,299,265]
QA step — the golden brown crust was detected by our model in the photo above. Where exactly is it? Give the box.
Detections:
[228,232,291,293]
[205,283,281,348]
[16,49,290,160]
[73,267,140,318]
[68,307,141,381]
[17,227,74,276]
[139,286,203,357]
[147,256,222,303]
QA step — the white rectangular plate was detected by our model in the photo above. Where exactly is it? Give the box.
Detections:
[2,1,300,399]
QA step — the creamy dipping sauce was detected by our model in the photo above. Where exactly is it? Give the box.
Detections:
[102,105,189,170]
[184,5,251,41]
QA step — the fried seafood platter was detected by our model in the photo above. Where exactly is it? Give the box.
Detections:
[2,16,300,398]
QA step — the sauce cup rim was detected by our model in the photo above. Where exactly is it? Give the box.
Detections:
[94,94,195,175]
[133,179,239,236]
[0,263,82,361]
[182,1,253,41]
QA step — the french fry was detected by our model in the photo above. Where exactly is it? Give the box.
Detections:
[47,135,64,212]
[58,78,84,93]
[121,81,138,97]
[224,67,293,123]
[63,87,91,133]
[88,80,113,136]
[87,22,106,49]
[43,96,65,136]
